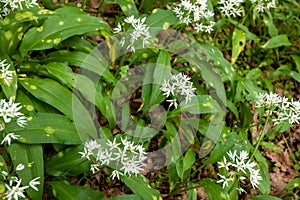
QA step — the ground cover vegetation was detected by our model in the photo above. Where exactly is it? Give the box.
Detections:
[0,0,299,199]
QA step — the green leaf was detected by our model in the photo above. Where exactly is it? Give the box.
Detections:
[246,68,262,80]
[183,148,195,172]
[45,145,90,176]
[19,78,97,140]
[231,28,246,64]
[263,12,278,37]
[121,175,161,200]
[261,34,291,49]
[0,8,54,31]
[252,196,282,200]
[292,55,300,73]
[5,113,81,144]
[7,144,44,200]
[254,151,270,195]
[41,50,117,84]
[282,177,300,191]
[187,183,197,200]
[180,95,221,114]
[20,7,111,56]
[0,24,29,55]
[200,178,230,200]
[146,9,178,29]
[49,181,105,200]
[0,155,8,172]
[116,0,139,17]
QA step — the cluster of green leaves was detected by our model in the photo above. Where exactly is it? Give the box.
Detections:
[0,0,299,199]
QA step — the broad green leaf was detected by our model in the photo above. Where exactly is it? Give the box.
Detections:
[5,113,81,144]
[252,196,282,200]
[116,0,139,17]
[225,100,239,119]
[227,18,259,42]
[261,34,291,49]
[183,148,195,172]
[45,145,90,176]
[200,178,230,200]
[7,144,44,200]
[164,121,182,164]
[187,183,197,200]
[199,42,235,82]
[292,55,300,73]
[0,155,8,172]
[180,95,221,114]
[0,24,29,55]
[49,181,105,200]
[20,7,111,56]
[0,8,54,31]
[231,28,246,64]
[263,12,278,37]
[146,9,178,29]
[62,36,95,53]
[254,151,270,195]
[0,55,18,99]
[282,178,300,191]
[202,132,243,166]
[19,78,97,140]
[121,175,161,200]
[246,68,262,80]
[42,50,117,84]
[109,195,143,200]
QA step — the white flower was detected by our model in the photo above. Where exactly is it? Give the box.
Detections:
[218,0,244,18]
[250,0,276,12]
[107,137,121,151]
[111,170,123,180]
[90,164,100,174]
[16,164,25,171]
[78,147,92,160]
[84,139,100,154]
[5,178,29,200]
[0,59,14,85]
[161,72,196,108]
[113,23,122,34]
[249,168,262,188]
[0,0,39,17]
[216,174,231,188]
[1,133,20,146]
[217,150,262,190]
[29,177,40,191]
[17,116,27,128]
[173,0,215,33]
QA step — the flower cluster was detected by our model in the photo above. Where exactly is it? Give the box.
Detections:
[161,72,196,108]
[0,0,39,17]
[113,15,152,52]
[218,0,245,18]
[250,0,276,12]
[1,166,40,200]
[0,97,27,146]
[79,137,147,180]
[173,0,215,33]
[256,92,300,125]
[0,59,14,86]
[217,150,262,193]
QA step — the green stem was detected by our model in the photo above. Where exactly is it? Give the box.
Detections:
[250,111,272,159]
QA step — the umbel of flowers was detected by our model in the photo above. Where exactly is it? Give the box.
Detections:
[79,137,147,180]
[217,150,262,193]
[256,92,300,125]
[161,72,196,108]
[0,170,40,200]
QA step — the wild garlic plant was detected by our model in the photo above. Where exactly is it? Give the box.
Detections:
[0,165,40,200]
[160,72,196,109]
[252,92,300,157]
[0,0,39,18]
[172,0,215,33]
[79,137,147,180]
[113,15,152,52]
[217,150,262,193]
